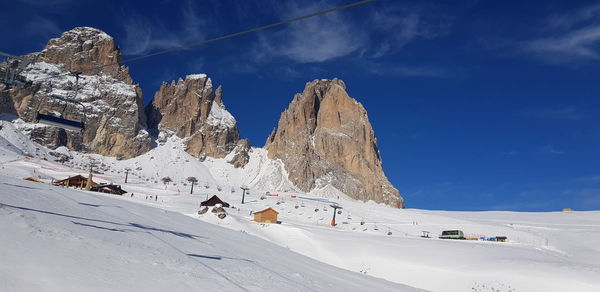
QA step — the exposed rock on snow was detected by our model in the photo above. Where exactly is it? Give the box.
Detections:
[146,75,248,166]
[265,79,403,207]
[0,27,151,159]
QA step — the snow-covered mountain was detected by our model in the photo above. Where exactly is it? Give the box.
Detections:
[1,118,599,292]
[3,27,151,158]
[0,26,402,206]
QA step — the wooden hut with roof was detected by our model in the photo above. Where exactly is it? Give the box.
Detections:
[200,195,230,208]
[53,175,98,189]
[253,207,279,223]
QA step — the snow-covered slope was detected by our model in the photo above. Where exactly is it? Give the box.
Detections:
[0,117,50,162]
[0,176,413,291]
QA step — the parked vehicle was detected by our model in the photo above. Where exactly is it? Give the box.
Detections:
[439,230,465,240]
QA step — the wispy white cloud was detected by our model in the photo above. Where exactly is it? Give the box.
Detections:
[546,4,600,29]
[524,26,600,60]
[537,144,564,155]
[523,3,600,62]
[252,2,365,63]
[364,5,450,58]
[121,1,207,55]
[364,61,447,78]
[572,175,600,184]
[249,1,449,64]
[500,151,519,157]
[24,16,62,39]
[525,106,587,120]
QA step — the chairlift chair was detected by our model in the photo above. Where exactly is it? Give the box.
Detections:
[36,112,84,131]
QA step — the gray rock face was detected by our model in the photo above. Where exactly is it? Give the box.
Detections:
[265,79,404,207]
[146,74,249,166]
[1,27,151,158]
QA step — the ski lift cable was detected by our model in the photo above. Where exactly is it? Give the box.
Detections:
[0,51,18,58]
[20,0,375,83]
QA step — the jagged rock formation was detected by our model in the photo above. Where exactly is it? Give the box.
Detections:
[2,27,404,205]
[265,79,404,207]
[1,27,152,158]
[146,74,249,166]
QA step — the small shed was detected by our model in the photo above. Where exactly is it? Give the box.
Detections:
[23,177,44,183]
[200,195,230,208]
[53,175,98,188]
[253,207,279,223]
[91,184,127,195]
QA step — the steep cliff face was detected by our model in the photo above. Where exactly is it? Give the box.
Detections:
[34,27,133,83]
[265,79,404,207]
[146,74,249,166]
[2,27,151,158]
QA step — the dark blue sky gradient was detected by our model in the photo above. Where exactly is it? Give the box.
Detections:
[2,0,599,211]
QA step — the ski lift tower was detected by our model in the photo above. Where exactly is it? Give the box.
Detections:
[240,185,250,204]
[0,51,31,88]
[330,204,343,226]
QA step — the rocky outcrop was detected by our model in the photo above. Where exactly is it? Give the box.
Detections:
[34,27,133,83]
[265,79,403,207]
[146,74,249,166]
[2,27,151,158]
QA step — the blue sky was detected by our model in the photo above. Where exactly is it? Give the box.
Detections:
[2,0,600,211]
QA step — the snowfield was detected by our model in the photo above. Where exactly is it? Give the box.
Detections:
[1,118,600,291]
[0,176,412,292]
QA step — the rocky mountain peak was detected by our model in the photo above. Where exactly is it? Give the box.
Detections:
[2,27,151,159]
[146,74,249,166]
[266,78,404,207]
[35,26,132,83]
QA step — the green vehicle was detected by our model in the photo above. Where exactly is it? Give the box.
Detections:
[439,230,465,240]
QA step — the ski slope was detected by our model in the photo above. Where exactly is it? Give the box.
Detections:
[1,118,600,291]
[0,176,414,292]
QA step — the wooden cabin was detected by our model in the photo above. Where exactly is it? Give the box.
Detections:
[91,184,127,195]
[23,177,44,183]
[200,195,230,208]
[53,175,98,188]
[253,207,279,223]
